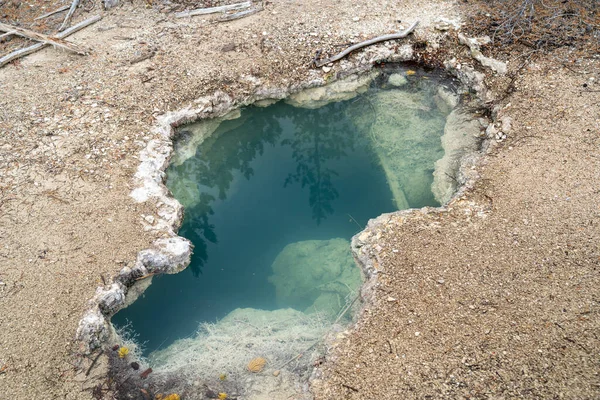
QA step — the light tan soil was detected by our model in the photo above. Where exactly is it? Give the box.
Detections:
[312,57,600,399]
[0,0,598,399]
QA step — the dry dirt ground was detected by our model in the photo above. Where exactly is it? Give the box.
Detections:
[0,0,598,399]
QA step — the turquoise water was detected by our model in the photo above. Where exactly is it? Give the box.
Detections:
[113,71,451,355]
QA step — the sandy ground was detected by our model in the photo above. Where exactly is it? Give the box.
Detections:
[0,0,598,398]
[312,55,600,399]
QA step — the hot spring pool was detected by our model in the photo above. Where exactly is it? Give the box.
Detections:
[112,69,460,394]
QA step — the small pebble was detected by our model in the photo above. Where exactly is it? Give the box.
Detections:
[352,16,360,22]
[273,370,280,377]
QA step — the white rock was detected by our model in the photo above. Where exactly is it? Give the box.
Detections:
[501,116,513,133]
[322,66,332,73]
[387,73,408,87]
[432,109,482,204]
[486,123,498,138]
[458,33,507,75]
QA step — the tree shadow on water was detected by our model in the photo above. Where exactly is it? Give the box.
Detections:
[170,109,283,276]
[170,100,361,276]
[281,101,357,225]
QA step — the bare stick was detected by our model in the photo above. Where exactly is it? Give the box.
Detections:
[315,21,419,67]
[0,32,15,43]
[134,272,158,281]
[175,1,251,18]
[0,15,101,68]
[0,21,88,54]
[35,5,70,20]
[273,341,319,370]
[59,0,81,31]
[85,350,103,376]
[216,5,263,23]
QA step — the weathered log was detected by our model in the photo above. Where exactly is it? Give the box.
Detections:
[315,21,419,67]
[175,1,251,18]
[0,15,101,68]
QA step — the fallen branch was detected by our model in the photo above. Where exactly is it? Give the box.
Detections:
[175,1,251,18]
[0,32,15,42]
[315,20,419,67]
[59,0,81,31]
[85,350,103,376]
[35,4,70,21]
[216,5,263,23]
[0,21,88,55]
[0,15,101,68]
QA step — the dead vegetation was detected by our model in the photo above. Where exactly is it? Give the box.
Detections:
[462,0,600,54]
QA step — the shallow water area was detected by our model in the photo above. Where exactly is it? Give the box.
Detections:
[113,68,458,397]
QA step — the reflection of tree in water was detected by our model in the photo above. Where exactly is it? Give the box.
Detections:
[174,110,283,276]
[172,100,362,276]
[281,101,356,224]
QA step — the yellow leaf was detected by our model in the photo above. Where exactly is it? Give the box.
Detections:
[118,347,129,358]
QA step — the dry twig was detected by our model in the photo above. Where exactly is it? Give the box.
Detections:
[216,5,264,23]
[175,1,251,18]
[59,0,81,31]
[35,5,70,21]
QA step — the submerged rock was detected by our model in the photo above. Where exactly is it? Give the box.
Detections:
[348,86,448,209]
[431,108,481,204]
[285,71,379,109]
[268,238,361,318]
[148,307,324,399]
[387,73,408,87]
[171,108,243,167]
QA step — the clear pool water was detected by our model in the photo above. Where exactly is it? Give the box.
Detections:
[113,70,452,359]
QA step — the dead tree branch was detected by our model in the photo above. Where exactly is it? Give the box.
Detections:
[0,15,101,68]
[216,5,263,23]
[0,21,88,54]
[175,1,251,18]
[315,21,419,67]
[0,32,15,42]
[59,0,81,31]
[35,5,70,21]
